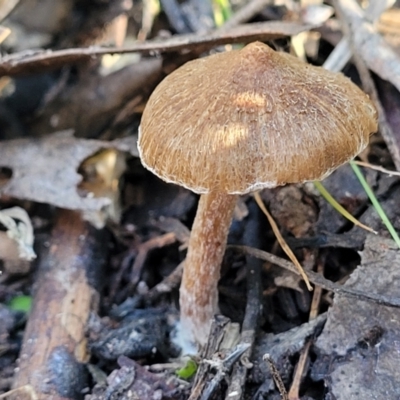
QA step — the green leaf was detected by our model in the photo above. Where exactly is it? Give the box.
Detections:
[8,295,32,313]
[176,358,198,379]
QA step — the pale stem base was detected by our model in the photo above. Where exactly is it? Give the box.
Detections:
[179,191,238,347]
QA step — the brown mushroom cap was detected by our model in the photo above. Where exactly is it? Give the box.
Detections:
[138,42,377,194]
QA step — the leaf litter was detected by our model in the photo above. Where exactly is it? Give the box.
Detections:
[0,130,137,212]
[0,0,400,399]
[314,234,400,399]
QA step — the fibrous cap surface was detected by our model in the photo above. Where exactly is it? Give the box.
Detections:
[139,42,378,194]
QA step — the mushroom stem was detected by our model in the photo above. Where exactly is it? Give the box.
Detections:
[180,191,238,346]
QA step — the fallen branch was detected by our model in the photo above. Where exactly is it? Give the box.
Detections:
[11,209,109,400]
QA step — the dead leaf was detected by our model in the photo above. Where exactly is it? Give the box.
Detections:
[0,130,138,212]
[0,0,19,22]
[250,314,327,389]
[330,0,400,92]
[314,234,400,399]
[263,186,317,238]
[80,149,126,228]
[0,206,35,260]
[86,356,177,400]
[2,0,74,51]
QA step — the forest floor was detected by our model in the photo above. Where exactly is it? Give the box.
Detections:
[0,1,400,399]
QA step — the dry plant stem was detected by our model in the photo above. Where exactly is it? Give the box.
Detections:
[309,256,324,319]
[354,161,400,177]
[254,192,312,290]
[234,245,400,308]
[288,340,312,400]
[12,209,109,400]
[288,256,323,399]
[180,192,238,345]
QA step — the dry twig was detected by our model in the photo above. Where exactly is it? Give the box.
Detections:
[0,21,315,76]
[224,201,263,400]
[232,244,400,308]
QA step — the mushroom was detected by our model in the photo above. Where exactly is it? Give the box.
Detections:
[138,41,377,347]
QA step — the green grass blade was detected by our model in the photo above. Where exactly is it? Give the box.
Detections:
[213,0,232,26]
[313,180,377,234]
[350,161,400,248]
